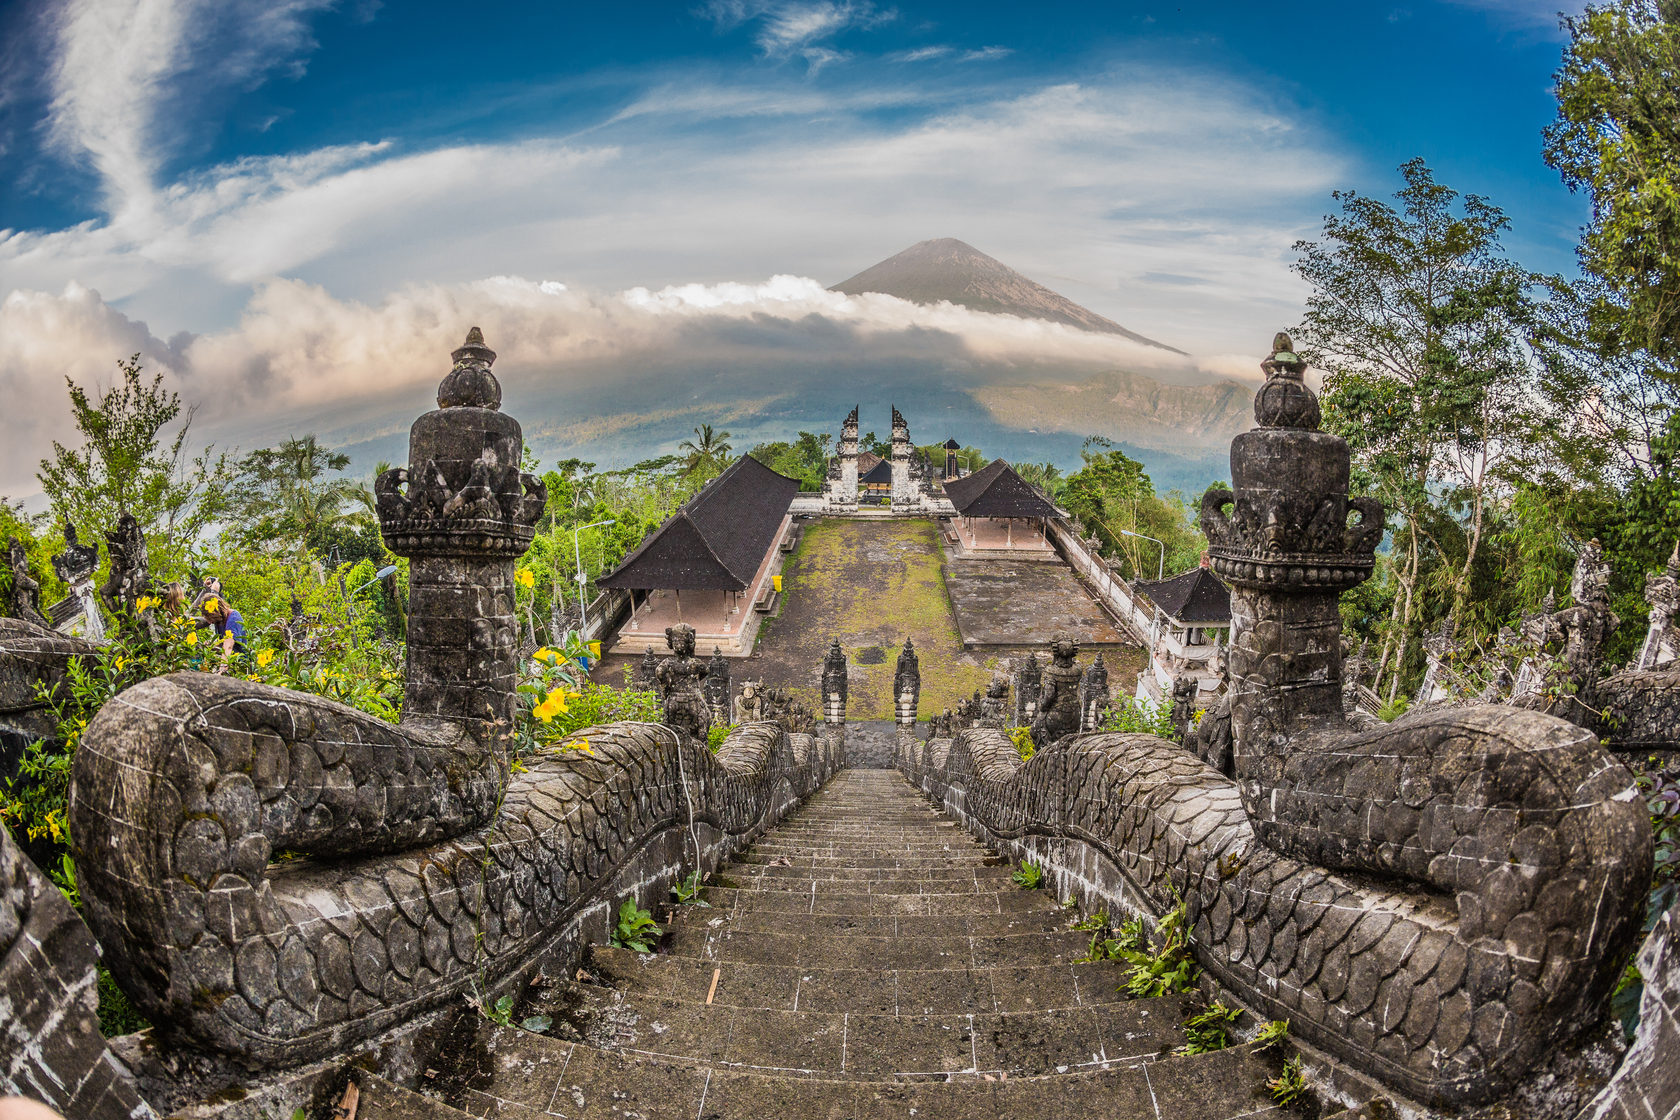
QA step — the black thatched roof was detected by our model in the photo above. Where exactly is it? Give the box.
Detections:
[942,438,961,450]
[1134,566,1230,625]
[860,458,895,485]
[598,456,800,591]
[942,458,1061,518]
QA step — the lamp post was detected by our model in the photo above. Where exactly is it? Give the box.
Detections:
[344,565,399,647]
[1116,527,1165,582]
[573,519,615,638]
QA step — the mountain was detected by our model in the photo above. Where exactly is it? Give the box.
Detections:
[831,238,1182,353]
[971,370,1252,456]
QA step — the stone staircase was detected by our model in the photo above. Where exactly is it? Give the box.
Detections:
[357,768,1303,1120]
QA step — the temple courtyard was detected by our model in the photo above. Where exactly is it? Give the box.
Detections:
[596,517,1143,719]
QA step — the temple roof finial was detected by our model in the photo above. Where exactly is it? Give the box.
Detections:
[439,326,502,410]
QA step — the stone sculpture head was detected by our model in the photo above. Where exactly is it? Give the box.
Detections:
[1048,634,1079,669]
[666,623,697,658]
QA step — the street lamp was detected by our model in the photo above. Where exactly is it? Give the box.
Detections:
[573,519,615,638]
[349,565,399,599]
[1116,528,1165,581]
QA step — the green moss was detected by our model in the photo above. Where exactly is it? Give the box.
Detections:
[97,965,149,1038]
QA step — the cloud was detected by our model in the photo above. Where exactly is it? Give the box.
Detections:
[44,0,334,222]
[0,272,1235,495]
[1434,0,1579,34]
[703,0,896,61]
[890,45,952,62]
[889,44,1011,63]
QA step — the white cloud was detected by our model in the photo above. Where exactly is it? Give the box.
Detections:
[45,0,334,222]
[890,45,951,62]
[1434,0,1579,34]
[703,0,896,60]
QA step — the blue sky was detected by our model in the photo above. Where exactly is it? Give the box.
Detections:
[0,0,1590,494]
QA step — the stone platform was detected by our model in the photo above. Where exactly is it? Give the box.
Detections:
[943,556,1133,648]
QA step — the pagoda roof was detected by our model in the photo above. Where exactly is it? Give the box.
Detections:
[598,456,800,591]
[1133,566,1231,625]
[941,458,1062,518]
[860,458,895,484]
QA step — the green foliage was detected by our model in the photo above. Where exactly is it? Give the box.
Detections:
[706,722,737,754]
[671,871,711,908]
[1377,697,1410,723]
[1117,898,1198,998]
[678,423,734,481]
[1011,859,1044,890]
[1062,439,1205,580]
[35,355,235,571]
[233,435,368,554]
[749,431,831,491]
[1008,725,1035,760]
[1070,909,1109,933]
[1098,697,1179,741]
[1266,1055,1310,1106]
[611,898,662,952]
[97,965,148,1038]
[1253,1018,1291,1053]
[478,992,551,1033]
[1547,1,1680,364]
[1178,1000,1240,1055]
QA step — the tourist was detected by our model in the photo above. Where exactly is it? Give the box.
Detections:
[199,594,248,667]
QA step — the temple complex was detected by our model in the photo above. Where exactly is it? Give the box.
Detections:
[1,330,1678,1120]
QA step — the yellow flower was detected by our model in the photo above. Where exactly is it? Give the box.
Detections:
[202,596,220,613]
[515,569,535,589]
[115,656,128,670]
[571,739,594,755]
[256,649,275,668]
[532,698,560,723]
[183,631,198,646]
[46,810,66,845]
[135,595,161,612]
[511,759,528,774]
[533,647,554,664]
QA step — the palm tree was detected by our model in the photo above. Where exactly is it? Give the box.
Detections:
[238,435,363,551]
[678,424,734,479]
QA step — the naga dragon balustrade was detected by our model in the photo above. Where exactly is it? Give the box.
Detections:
[903,334,1651,1107]
[67,329,836,1080]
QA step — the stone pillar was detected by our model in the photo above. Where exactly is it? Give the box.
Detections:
[1079,651,1109,731]
[889,406,914,508]
[49,521,103,641]
[822,639,848,725]
[377,328,546,741]
[1200,332,1383,809]
[704,646,731,727]
[894,638,920,726]
[1638,542,1679,670]
[1013,652,1040,726]
[833,406,859,509]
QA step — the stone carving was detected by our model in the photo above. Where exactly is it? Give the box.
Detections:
[893,638,919,726]
[822,640,847,726]
[1013,652,1041,727]
[49,521,104,640]
[66,329,837,1082]
[734,679,765,725]
[7,538,49,628]
[904,333,1651,1107]
[1169,674,1199,741]
[632,646,659,695]
[977,677,1008,728]
[703,647,731,728]
[1637,542,1679,671]
[1078,651,1109,730]
[98,512,151,622]
[1580,908,1680,1120]
[655,623,712,742]
[0,823,154,1119]
[1028,635,1082,746]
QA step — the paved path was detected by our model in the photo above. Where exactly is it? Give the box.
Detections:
[943,555,1132,648]
[374,768,1301,1120]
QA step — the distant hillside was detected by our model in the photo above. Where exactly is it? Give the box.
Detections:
[972,370,1253,453]
[831,238,1182,353]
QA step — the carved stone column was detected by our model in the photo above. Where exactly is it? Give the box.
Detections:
[889,406,914,508]
[50,521,103,641]
[894,638,920,726]
[1013,652,1040,727]
[822,639,847,725]
[377,328,544,742]
[704,647,731,727]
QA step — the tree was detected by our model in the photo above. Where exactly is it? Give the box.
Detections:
[748,432,830,492]
[1292,160,1553,696]
[678,424,734,480]
[235,435,365,554]
[1063,439,1204,579]
[1547,0,1680,363]
[36,355,235,567]
[1014,462,1065,502]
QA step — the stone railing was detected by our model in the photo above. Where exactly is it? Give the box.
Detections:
[45,331,840,1118]
[898,335,1651,1109]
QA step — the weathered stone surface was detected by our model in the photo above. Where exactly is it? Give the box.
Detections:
[1579,909,1680,1120]
[0,818,153,1119]
[903,334,1651,1108]
[65,331,838,1082]
[0,617,101,741]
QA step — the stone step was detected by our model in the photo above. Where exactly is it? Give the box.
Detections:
[733,852,1004,870]
[666,902,1074,940]
[357,1072,477,1120]
[717,873,1017,896]
[586,946,1143,1014]
[725,863,1017,883]
[699,884,1059,917]
[662,924,1094,968]
[523,983,1192,1080]
[429,1021,1285,1120]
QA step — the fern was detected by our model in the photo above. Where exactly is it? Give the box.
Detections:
[611,898,662,952]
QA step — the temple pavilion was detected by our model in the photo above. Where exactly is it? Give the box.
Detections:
[1131,561,1231,707]
[940,458,1063,559]
[598,454,801,656]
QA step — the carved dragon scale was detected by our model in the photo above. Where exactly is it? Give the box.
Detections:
[68,330,837,1070]
[902,333,1651,1107]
